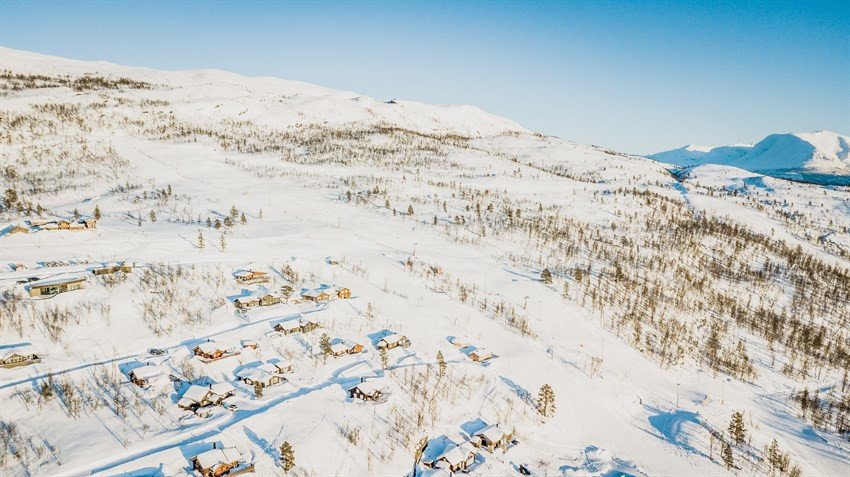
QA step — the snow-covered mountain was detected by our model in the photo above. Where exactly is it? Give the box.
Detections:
[1,48,849,477]
[649,131,850,184]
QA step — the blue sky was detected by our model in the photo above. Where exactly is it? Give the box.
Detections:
[1,0,847,154]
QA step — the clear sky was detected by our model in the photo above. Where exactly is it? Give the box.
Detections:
[1,0,847,154]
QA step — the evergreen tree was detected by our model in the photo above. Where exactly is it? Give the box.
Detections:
[407,204,414,215]
[537,384,556,417]
[258,208,263,219]
[253,381,263,398]
[320,333,332,362]
[206,217,212,228]
[219,233,226,252]
[728,411,746,446]
[562,281,570,298]
[73,208,80,219]
[36,203,44,216]
[93,205,102,220]
[433,215,438,226]
[149,210,157,222]
[197,231,205,249]
[436,351,446,378]
[214,218,222,229]
[230,205,238,218]
[541,268,552,284]
[280,441,295,472]
[280,285,294,303]
[722,442,734,469]
[240,212,247,225]
[224,216,234,227]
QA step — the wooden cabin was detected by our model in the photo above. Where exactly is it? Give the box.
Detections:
[128,365,166,387]
[468,349,493,363]
[435,444,477,473]
[241,340,259,350]
[348,380,386,401]
[193,341,229,360]
[331,342,363,357]
[92,262,132,275]
[82,218,97,229]
[234,270,269,285]
[259,293,281,306]
[273,318,319,335]
[376,333,411,350]
[302,289,330,302]
[234,296,260,310]
[471,424,512,452]
[236,368,284,388]
[57,220,71,230]
[329,286,351,299]
[0,345,41,369]
[192,447,247,477]
[28,277,85,297]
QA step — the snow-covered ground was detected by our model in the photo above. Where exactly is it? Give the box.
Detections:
[1,48,849,477]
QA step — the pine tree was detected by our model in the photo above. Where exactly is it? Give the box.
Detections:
[149,210,157,222]
[197,231,205,249]
[280,285,293,303]
[320,333,332,362]
[93,205,102,220]
[436,351,446,378]
[73,208,80,219]
[541,268,552,284]
[214,218,222,229]
[240,212,247,224]
[728,411,746,446]
[537,384,556,417]
[36,203,44,216]
[253,381,263,398]
[258,208,263,219]
[380,347,389,370]
[206,217,212,228]
[219,233,226,252]
[433,215,438,226]
[280,441,295,472]
[562,281,569,298]
[230,205,238,218]
[722,442,734,469]
[407,204,414,215]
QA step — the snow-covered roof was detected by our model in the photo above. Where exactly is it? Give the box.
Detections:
[474,424,505,443]
[177,397,196,408]
[182,384,214,403]
[194,447,243,470]
[0,344,35,361]
[235,296,259,304]
[129,365,165,381]
[210,382,235,395]
[194,341,226,354]
[449,337,469,347]
[350,379,386,395]
[380,333,406,344]
[331,343,350,354]
[276,320,302,331]
[233,270,253,278]
[31,276,85,287]
[437,444,475,466]
[301,289,326,298]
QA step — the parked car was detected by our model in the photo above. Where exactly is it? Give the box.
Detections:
[148,348,166,356]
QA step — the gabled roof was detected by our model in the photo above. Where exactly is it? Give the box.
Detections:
[379,333,406,344]
[30,276,86,288]
[276,320,302,331]
[210,382,235,395]
[235,296,259,304]
[182,384,215,403]
[437,443,475,466]
[302,289,327,298]
[474,424,505,443]
[0,344,36,361]
[129,365,165,381]
[194,341,226,354]
[194,447,243,470]
[350,379,386,396]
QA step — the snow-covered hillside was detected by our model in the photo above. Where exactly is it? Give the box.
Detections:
[1,48,849,477]
[649,131,850,185]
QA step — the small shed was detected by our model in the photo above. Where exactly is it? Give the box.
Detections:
[471,424,512,452]
[234,270,269,285]
[331,341,363,357]
[435,444,477,472]
[468,349,493,363]
[259,293,281,307]
[234,296,260,310]
[302,289,330,302]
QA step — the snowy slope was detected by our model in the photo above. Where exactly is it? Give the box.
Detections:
[1,48,849,477]
[650,131,850,184]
